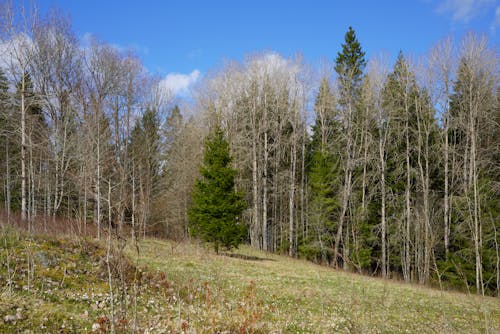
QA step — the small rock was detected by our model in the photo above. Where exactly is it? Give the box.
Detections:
[92,323,101,332]
[34,251,52,268]
[4,314,17,322]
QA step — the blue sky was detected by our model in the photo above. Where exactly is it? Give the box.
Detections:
[35,0,499,95]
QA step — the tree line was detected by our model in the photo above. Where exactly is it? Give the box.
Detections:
[0,3,498,295]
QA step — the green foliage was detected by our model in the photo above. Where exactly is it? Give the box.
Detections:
[188,127,246,253]
[128,107,162,228]
[335,26,366,102]
[164,105,183,156]
[0,68,7,94]
[130,107,161,180]
[300,78,341,264]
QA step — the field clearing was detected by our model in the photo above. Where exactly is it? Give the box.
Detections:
[1,231,498,333]
[133,238,500,333]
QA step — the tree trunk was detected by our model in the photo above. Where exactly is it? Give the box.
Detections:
[262,128,268,251]
[335,102,353,269]
[379,131,387,279]
[444,104,450,258]
[405,110,411,282]
[289,140,297,257]
[251,129,260,248]
[96,114,101,240]
[5,138,11,223]
[21,73,27,223]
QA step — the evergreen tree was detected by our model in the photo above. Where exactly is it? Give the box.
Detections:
[163,105,184,175]
[300,79,340,264]
[332,26,366,269]
[305,149,340,263]
[188,127,246,253]
[0,68,7,95]
[129,107,162,234]
[0,68,8,130]
[441,57,498,293]
[164,105,183,156]
[0,68,11,210]
[335,26,366,104]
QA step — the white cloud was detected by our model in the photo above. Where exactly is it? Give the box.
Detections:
[0,41,10,69]
[159,69,200,97]
[0,34,33,74]
[436,0,495,23]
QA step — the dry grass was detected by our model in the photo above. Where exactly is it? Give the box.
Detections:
[1,228,498,333]
[132,238,500,333]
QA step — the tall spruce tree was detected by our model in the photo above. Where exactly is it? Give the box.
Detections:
[129,107,161,236]
[302,78,340,264]
[188,127,246,253]
[333,26,366,269]
[335,26,366,104]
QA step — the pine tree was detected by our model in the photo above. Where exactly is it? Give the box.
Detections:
[129,107,161,236]
[300,78,340,263]
[188,127,246,253]
[0,68,7,95]
[444,54,498,294]
[335,26,366,104]
[0,68,11,212]
[332,26,366,269]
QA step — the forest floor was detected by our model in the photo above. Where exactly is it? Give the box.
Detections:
[1,229,499,333]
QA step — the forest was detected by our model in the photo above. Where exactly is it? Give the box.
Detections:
[0,2,498,298]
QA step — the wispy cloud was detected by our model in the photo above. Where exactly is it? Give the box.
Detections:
[0,34,33,74]
[159,69,200,97]
[436,0,495,23]
[187,48,203,60]
[111,43,149,56]
[81,32,149,56]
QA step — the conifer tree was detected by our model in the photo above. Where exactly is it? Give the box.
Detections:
[129,107,161,236]
[335,26,366,104]
[0,68,10,212]
[333,26,366,269]
[302,78,340,263]
[188,127,246,253]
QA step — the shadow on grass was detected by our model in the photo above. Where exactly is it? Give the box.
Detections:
[221,252,275,262]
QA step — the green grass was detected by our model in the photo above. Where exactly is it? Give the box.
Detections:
[0,230,498,333]
[0,230,110,333]
[133,238,500,333]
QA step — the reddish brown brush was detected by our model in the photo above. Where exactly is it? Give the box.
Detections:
[0,208,136,241]
[0,209,98,238]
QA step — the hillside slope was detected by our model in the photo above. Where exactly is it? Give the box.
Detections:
[133,239,499,333]
[1,231,498,333]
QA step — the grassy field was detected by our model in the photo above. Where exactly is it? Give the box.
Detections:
[134,238,500,333]
[0,230,499,333]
